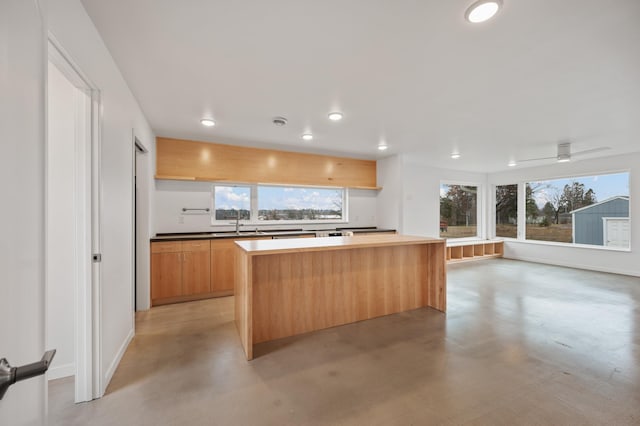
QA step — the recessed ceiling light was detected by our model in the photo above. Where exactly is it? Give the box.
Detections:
[328,112,343,121]
[508,161,517,167]
[378,144,388,151]
[465,0,502,23]
[302,133,313,141]
[200,118,216,127]
[451,153,461,159]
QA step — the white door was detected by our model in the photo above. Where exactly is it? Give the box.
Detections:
[0,0,47,424]
[604,218,630,248]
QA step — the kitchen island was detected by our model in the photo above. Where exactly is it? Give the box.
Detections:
[234,234,446,360]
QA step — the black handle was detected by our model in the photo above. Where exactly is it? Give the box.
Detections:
[0,350,56,400]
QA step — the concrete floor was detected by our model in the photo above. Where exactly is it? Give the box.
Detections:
[49,259,640,425]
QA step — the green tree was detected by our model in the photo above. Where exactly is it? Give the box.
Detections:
[440,185,477,226]
[525,184,540,222]
[496,184,517,225]
[440,196,452,222]
[559,182,597,212]
[542,201,555,221]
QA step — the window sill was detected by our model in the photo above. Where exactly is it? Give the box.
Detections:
[442,236,482,245]
[505,238,631,253]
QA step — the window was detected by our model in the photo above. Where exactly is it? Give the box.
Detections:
[214,186,251,220]
[257,186,344,221]
[496,184,518,238]
[525,172,630,248]
[212,184,346,223]
[440,184,479,238]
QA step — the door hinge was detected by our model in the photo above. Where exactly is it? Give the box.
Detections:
[92,253,102,263]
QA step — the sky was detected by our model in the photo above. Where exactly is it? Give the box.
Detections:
[214,186,342,211]
[530,172,629,208]
[214,186,250,210]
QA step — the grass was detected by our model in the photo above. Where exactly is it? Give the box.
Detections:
[496,224,517,238]
[496,223,572,243]
[526,223,572,243]
[443,224,572,243]
[440,226,477,238]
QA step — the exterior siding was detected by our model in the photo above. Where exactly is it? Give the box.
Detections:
[574,198,629,245]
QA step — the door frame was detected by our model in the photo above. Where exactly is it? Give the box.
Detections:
[133,136,148,317]
[47,34,103,402]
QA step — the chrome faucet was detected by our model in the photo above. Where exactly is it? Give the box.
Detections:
[230,210,243,234]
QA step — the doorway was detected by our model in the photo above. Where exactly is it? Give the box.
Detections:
[47,37,102,403]
[604,217,630,248]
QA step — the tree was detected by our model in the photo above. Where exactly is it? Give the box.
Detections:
[549,191,562,224]
[440,196,452,222]
[542,201,555,222]
[440,185,477,226]
[496,184,517,224]
[525,184,540,222]
[559,181,597,213]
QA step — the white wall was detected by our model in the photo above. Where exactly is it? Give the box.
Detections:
[0,0,47,423]
[376,155,403,232]
[488,152,640,277]
[153,180,378,234]
[402,155,488,238]
[377,154,488,237]
[46,61,77,380]
[49,0,155,394]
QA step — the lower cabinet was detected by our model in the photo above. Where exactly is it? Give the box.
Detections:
[182,241,211,295]
[210,239,236,293]
[151,240,211,306]
[151,236,280,306]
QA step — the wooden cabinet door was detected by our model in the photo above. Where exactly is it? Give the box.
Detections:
[182,240,211,295]
[210,239,236,293]
[151,252,183,300]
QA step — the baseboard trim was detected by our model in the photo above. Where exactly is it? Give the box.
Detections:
[48,363,75,381]
[102,327,134,394]
[504,254,640,277]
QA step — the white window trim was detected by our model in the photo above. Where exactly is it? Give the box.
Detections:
[439,181,484,241]
[211,183,348,226]
[492,171,631,251]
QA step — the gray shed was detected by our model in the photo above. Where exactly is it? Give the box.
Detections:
[571,196,630,247]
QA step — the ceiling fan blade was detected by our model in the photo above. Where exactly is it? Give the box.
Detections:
[515,155,556,163]
[572,147,611,157]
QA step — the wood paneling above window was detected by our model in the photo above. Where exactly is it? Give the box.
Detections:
[155,137,379,189]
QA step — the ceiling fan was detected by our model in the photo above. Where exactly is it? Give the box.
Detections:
[515,141,610,165]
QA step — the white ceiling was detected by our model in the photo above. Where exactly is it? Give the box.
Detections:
[80,0,640,172]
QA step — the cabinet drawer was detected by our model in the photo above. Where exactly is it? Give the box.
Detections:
[151,241,182,253]
[182,240,211,252]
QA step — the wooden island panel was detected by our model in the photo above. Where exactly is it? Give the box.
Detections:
[235,235,446,360]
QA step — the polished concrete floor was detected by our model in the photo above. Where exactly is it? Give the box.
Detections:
[49,259,640,425]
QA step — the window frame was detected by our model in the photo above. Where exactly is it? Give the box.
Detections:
[211,184,252,222]
[492,169,631,252]
[439,181,484,241]
[211,183,349,226]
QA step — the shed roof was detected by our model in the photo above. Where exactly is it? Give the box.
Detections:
[570,196,629,214]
